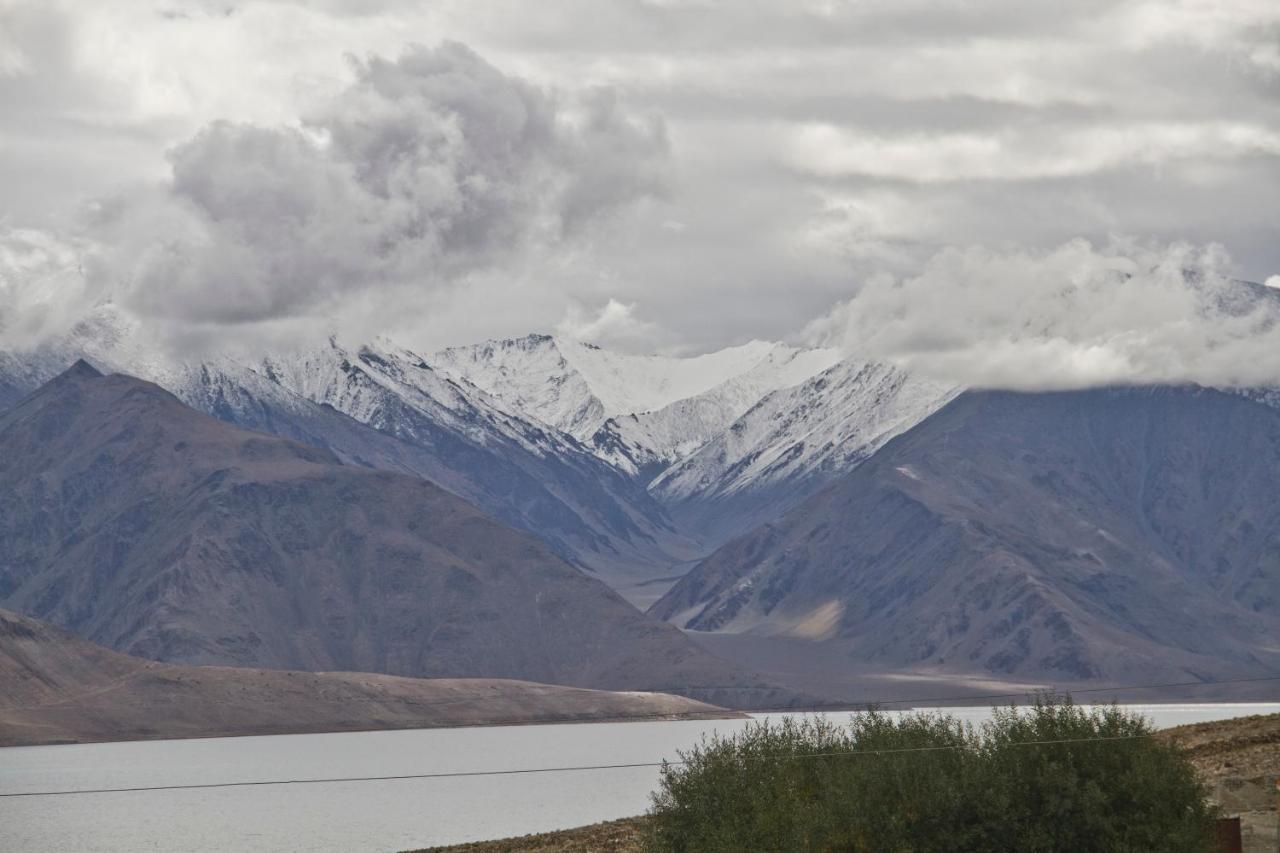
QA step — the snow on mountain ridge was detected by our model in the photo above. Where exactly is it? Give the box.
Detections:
[555,336,782,420]
[649,359,961,537]
[590,344,843,478]
[430,334,606,439]
[430,333,801,441]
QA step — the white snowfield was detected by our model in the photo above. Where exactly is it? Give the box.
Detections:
[593,344,844,477]
[430,333,811,441]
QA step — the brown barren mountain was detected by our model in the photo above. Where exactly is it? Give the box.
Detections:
[0,608,741,747]
[0,362,778,704]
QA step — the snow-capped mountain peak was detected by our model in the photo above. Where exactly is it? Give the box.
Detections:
[430,333,606,438]
[430,333,836,444]
[646,358,962,537]
[588,343,844,478]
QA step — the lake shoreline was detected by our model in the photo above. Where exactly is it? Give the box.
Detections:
[6,704,1277,853]
[408,712,1280,853]
[0,708,745,751]
[11,698,1280,750]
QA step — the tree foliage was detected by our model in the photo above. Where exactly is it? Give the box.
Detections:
[646,695,1216,853]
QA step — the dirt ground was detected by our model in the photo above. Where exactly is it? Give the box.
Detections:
[1160,713,1280,853]
[411,817,650,853]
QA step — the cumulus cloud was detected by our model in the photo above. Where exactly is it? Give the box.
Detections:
[556,298,661,350]
[0,227,91,347]
[805,239,1280,389]
[84,41,667,331]
[1,0,1278,357]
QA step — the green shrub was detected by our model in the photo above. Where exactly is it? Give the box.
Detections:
[645,695,1216,853]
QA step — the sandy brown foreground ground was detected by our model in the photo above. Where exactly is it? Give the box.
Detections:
[416,817,652,853]
[412,713,1280,853]
[1160,713,1280,852]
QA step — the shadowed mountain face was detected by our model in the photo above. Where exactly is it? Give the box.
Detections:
[652,387,1280,683]
[0,608,739,747]
[0,362,763,699]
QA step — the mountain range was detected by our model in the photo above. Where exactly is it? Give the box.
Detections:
[0,362,787,705]
[0,311,713,601]
[0,311,878,604]
[653,387,1280,684]
[3,311,1280,696]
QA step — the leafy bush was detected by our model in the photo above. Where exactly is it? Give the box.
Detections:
[646,695,1216,853]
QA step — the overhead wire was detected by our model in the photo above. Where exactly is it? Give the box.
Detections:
[2,671,1276,799]
[0,733,1158,798]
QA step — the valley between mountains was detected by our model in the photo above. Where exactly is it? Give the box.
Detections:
[2,307,1280,742]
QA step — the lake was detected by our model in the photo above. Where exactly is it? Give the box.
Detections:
[3,703,1277,853]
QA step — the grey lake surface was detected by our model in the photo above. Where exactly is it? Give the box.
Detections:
[3,704,1278,853]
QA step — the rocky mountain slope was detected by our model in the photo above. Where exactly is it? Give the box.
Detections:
[0,320,867,596]
[254,336,699,589]
[652,386,1280,683]
[588,344,842,481]
[0,311,703,597]
[431,334,798,440]
[651,360,959,541]
[1160,713,1280,851]
[0,363,770,701]
[0,608,739,747]
[431,334,847,488]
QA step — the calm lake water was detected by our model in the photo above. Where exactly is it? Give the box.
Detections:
[3,703,1277,853]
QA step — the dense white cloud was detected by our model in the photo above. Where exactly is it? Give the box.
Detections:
[81,42,667,331]
[806,239,1280,389]
[556,298,661,349]
[0,227,91,347]
[0,0,1277,369]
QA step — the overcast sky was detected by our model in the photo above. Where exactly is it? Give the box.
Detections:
[1,0,1278,384]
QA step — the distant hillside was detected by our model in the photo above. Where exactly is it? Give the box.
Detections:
[0,363,778,704]
[653,386,1280,684]
[0,608,741,747]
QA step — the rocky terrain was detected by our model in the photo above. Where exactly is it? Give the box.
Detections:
[653,387,1280,684]
[648,359,958,543]
[412,817,652,853]
[1160,713,1280,852]
[0,313,703,598]
[6,327,1280,695]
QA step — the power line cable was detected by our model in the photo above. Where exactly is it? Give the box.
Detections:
[1,673,1274,799]
[0,733,1154,799]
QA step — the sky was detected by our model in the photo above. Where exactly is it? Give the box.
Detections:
[0,0,1278,387]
